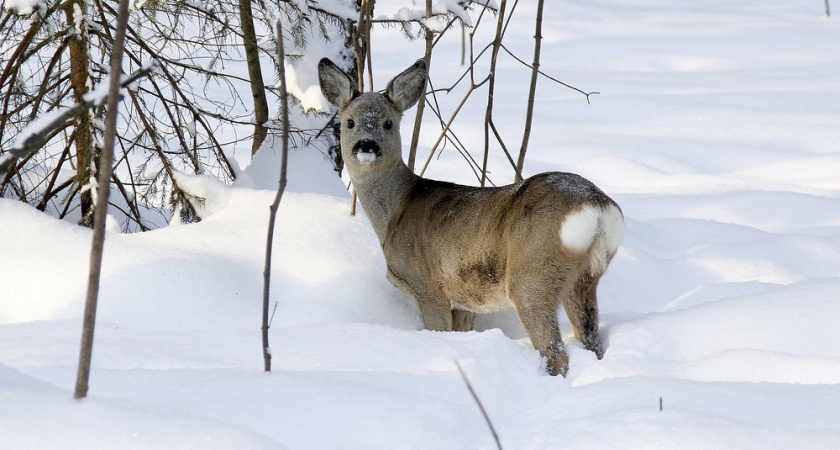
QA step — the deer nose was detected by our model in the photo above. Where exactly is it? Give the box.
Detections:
[352,139,381,156]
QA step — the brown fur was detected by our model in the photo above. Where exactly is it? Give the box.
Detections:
[319,58,623,376]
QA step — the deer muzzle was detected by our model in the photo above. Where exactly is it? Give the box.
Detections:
[352,139,382,163]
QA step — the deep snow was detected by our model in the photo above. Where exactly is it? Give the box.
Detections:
[2,0,840,448]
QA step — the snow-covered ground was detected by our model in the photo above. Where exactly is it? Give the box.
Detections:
[2,0,840,448]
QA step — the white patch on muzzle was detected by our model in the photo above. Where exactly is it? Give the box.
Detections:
[355,152,377,164]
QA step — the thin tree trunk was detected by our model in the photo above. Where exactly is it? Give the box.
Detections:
[64,0,97,227]
[74,0,131,400]
[481,0,507,187]
[406,0,433,172]
[262,21,290,373]
[348,0,371,215]
[461,24,466,66]
[352,1,366,92]
[364,0,375,90]
[238,0,269,156]
[514,0,544,183]
[827,0,832,17]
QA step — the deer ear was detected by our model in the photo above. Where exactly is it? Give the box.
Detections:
[385,59,427,112]
[319,58,357,109]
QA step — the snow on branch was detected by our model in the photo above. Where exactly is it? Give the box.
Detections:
[0,62,159,176]
[281,0,494,27]
[281,0,358,21]
[3,0,48,15]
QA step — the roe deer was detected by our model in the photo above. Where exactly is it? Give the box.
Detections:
[318,58,623,376]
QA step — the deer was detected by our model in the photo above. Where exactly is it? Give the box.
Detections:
[318,58,623,376]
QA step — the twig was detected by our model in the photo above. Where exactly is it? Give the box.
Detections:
[514,0,543,183]
[417,2,495,179]
[261,20,290,373]
[268,301,279,328]
[126,90,201,221]
[406,0,433,171]
[481,0,508,187]
[455,361,503,450]
[500,44,599,103]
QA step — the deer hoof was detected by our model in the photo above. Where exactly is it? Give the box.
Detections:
[547,350,570,377]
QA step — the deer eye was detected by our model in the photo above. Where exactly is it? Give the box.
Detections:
[384,120,393,130]
[347,119,355,129]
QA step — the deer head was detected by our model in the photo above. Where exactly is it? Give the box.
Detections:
[318,58,426,176]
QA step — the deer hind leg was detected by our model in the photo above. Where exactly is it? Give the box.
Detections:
[509,278,568,376]
[451,309,476,332]
[562,272,605,359]
[515,301,568,376]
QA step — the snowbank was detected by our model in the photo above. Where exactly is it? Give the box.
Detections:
[2,0,840,448]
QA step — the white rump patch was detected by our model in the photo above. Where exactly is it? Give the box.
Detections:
[560,203,625,274]
[560,205,601,253]
[601,204,625,256]
[355,152,377,164]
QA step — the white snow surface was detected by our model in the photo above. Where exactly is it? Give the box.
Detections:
[3,0,840,448]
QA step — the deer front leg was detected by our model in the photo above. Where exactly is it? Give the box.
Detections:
[452,309,476,332]
[387,269,452,331]
[417,294,453,331]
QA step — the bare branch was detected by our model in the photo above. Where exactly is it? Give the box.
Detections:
[514,0,544,182]
[455,361,503,450]
[500,44,599,103]
[262,20,291,373]
[1,65,157,176]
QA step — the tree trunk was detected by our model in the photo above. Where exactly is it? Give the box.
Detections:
[481,0,507,187]
[64,0,97,227]
[407,0,433,171]
[238,0,269,156]
[514,0,544,182]
[262,21,290,373]
[74,0,132,400]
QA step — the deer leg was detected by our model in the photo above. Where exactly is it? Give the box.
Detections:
[417,295,453,331]
[451,309,476,332]
[515,302,568,376]
[509,278,569,376]
[563,273,605,359]
[387,269,452,331]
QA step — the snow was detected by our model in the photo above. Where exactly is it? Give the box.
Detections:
[278,5,354,112]
[3,0,840,448]
[3,0,45,15]
[433,0,472,27]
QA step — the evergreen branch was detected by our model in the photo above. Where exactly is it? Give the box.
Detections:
[1,63,158,176]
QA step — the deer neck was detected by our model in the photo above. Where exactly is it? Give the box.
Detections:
[350,161,419,244]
